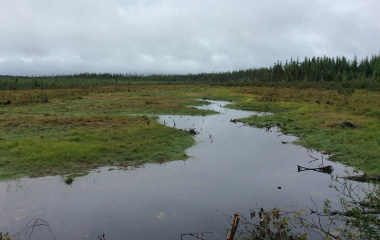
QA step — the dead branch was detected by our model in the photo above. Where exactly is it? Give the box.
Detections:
[226,212,240,240]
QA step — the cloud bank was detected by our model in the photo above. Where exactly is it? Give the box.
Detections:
[0,0,379,75]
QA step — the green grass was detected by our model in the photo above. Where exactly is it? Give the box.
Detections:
[226,87,380,175]
[1,85,379,179]
[0,85,224,180]
[0,115,195,179]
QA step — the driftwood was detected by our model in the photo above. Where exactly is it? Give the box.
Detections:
[226,212,240,240]
[343,174,380,183]
[297,165,334,174]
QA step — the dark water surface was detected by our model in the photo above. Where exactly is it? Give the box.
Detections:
[0,101,351,239]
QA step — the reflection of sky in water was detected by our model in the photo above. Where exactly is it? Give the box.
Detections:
[0,100,354,240]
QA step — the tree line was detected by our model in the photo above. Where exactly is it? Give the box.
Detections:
[1,54,379,90]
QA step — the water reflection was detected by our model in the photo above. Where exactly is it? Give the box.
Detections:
[0,100,352,240]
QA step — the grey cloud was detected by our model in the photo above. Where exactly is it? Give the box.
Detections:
[0,0,379,75]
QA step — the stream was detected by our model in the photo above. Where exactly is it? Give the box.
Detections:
[0,100,352,240]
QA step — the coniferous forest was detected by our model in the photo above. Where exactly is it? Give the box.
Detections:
[0,54,380,90]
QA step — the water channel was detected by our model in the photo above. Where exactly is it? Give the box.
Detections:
[0,100,352,239]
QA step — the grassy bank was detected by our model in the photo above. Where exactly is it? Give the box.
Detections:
[0,85,221,180]
[224,87,380,175]
[0,115,195,179]
[0,85,379,179]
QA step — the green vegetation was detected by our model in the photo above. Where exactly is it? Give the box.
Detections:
[0,82,379,179]
[0,116,194,179]
[0,232,11,240]
[225,87,380,174]
[0,85,221,180]
[1,54,379,90]
[0,54,380,239]
[0,54,379,179]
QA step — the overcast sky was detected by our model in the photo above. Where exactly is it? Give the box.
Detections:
[0,0,379,76]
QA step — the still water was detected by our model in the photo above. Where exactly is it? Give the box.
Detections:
[0,100,351,239]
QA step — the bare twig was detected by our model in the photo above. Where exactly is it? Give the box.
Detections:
[12,218,56,240]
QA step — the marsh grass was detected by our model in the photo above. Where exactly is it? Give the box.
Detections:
[0,115,195,179]
[0,85,379,179]
[228,87,380,174]
[0,85,225,180]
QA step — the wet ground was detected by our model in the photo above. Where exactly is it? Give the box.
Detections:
[0,100,352,240]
